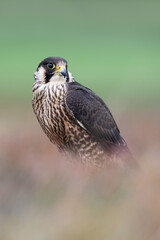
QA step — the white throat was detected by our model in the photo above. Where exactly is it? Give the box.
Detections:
[49,72,75,85]
[49,74,66,85]
[34,66,75,86]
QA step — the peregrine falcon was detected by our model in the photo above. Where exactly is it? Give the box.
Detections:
[32,56,134,168]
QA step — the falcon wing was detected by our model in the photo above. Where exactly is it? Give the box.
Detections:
[66,82,127,150]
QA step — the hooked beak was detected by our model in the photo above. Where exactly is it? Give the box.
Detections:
[55,65,67,77]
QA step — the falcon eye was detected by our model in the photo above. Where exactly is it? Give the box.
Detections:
[47,63,55,69]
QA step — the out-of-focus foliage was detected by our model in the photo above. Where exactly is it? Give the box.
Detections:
[1,0,160,106]
[1,0,160,239]
[1,110,160,240]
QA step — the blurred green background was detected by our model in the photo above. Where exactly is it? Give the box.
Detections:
[1,0,160,107]
[1,1,160,239]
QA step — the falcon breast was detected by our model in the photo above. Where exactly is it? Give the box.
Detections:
[32,56,135,168]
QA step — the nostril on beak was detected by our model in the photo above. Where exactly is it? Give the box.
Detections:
[59,67,67,77]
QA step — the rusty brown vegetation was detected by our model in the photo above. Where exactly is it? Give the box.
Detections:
[0,107,160,240]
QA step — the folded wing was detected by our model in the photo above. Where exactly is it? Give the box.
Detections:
[66,82,127,152]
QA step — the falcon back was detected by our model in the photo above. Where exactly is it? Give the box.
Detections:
[32,56,136,169]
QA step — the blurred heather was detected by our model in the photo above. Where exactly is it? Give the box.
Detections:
[0,0,160,239]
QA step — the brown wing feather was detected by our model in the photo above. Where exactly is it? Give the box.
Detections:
[66,82,127,151]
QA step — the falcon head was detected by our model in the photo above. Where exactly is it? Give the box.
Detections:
[34,56,74,85]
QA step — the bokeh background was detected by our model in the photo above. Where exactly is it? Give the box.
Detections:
[1,0,160,239]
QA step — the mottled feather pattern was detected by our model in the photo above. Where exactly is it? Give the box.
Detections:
[66,83,127,149]
[32,57,137,169]
[32,82,107,167]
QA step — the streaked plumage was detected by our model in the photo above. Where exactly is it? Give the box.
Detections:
[32,56,135,168]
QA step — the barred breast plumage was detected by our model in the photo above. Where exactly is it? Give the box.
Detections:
[32,56,137,169]
[32,82,110,167]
